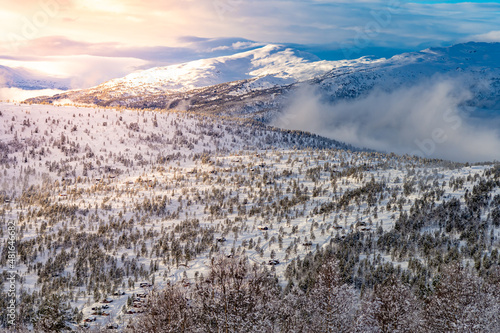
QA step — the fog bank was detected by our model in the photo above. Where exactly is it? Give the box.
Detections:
[273,79,500,163]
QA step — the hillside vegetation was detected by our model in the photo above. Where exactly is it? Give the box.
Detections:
[0,102,499,331]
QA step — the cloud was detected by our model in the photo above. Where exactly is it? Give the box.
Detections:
[0,36,262,61]
[0,87,64,101]
[273,78,500,163]
[0,54,147,89]
[0,36,267,89]
[468,31,500,43]
[1,0,499,57]
[53,55,148,88]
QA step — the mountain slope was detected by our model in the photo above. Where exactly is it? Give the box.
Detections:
[2,102,499,329]
[0,65,70,91]
[25,44,378,107]
[27,42,500,118]
[314,42,500,109]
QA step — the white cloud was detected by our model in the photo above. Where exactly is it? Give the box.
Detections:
[232,41,265,50]
[273,78,500,163]
[1,55,148,89]
[468,31,500,43]
[0,87,64,101]
[2,0,499,53]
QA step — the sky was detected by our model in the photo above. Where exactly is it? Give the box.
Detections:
[0,0,499,92]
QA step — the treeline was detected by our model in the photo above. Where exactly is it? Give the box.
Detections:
[102,255,499,332]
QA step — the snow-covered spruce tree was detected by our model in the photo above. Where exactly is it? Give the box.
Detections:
[354,275,424,333]
[33,294,71,332]
[307,259,358,333]
[424,263,500,333]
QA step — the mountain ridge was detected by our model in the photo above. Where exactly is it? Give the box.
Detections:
[26,42,500,119]
[0,65,70,91]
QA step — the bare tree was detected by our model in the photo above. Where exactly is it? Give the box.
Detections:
[425,263,500,333]
[355,275,424,333]
[308,259,359,333]
[129,284,193,333]
[192,255,280,333]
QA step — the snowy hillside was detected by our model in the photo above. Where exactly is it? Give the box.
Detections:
[91,44,376,95]
[26,43,500,123]
[25,44,381,108]
[0,65,70,91]
[316,42,500,110]
[1,102,499,331]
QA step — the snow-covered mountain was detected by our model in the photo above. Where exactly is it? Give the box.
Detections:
[314,42,500,110]
[99,44,336,92]
[25,44,380,106]
[0,65,70,91]
[27,42,500,117]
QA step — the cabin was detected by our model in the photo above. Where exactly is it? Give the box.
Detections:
[354,221,368,231]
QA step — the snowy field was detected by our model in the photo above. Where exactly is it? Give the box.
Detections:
[0,102,499,329]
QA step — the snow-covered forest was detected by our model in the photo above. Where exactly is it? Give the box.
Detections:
[0,102,499,332]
